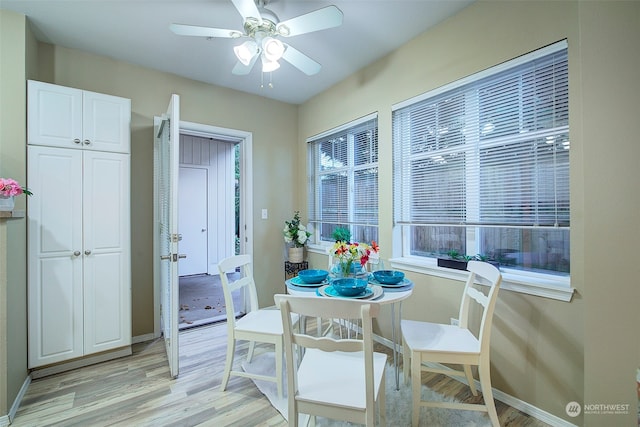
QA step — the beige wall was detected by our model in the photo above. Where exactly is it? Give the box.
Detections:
[579,2,640,426]
[0,9,29,415]
[300,1,638,425]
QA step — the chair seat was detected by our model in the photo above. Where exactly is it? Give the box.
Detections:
[235,309,285,336]
[401,319,480,355]
[296,348,387,410]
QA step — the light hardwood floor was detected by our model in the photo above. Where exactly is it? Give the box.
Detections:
[12,322,550,426]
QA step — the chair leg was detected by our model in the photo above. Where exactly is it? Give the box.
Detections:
[275,339,283,399]
[221,337,236,391]
[247,340,256,363]
[478,358,500,427]
[463,364,478,396]
[378,366,387,426]
[403,338,411,386]
[411,350,421,427]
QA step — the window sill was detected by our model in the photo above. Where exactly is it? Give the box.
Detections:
[388,256,575,302]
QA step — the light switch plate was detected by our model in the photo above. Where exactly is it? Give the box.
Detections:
[261,208,268,219]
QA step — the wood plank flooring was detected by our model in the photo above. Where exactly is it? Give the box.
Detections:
[12,322,550,426]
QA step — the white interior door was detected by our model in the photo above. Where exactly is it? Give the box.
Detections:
[155,94,180,378]
[178,166,208,276]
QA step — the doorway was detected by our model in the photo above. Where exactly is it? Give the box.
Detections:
[176,125,249,330]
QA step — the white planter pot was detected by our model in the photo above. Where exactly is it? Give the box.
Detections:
[0,195,15,211]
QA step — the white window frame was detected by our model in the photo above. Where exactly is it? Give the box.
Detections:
[306,113,379,253]
[390,41,574,302]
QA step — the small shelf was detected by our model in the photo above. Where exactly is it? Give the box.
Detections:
[0,209,25,219]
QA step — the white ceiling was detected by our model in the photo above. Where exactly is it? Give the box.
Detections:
[1,0,474,104]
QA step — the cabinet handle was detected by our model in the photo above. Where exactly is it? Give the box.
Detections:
[83,139,91,145]
[73,251,81,256]
[84,250,92,255]
[74,138,81,145]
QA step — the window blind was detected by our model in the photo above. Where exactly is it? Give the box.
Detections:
[308,115,378,243]
[393,41,569,229]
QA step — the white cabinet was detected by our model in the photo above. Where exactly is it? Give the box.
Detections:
[27,81,131,369]
[28,80,130,153]
[28,146,131,368]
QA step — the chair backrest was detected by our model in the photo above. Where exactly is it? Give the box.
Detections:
[217,254,260,328]
[458,261,502,352]
[274,294,380,410]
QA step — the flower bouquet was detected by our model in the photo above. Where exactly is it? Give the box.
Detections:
[0,177,32,211]
[331,240,379,277]
[0,178,32,197]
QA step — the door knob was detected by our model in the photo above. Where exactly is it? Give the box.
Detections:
[178,254,187,259]
[201,228,206,232]
[73,251,81,257]
[84,250,92,255]
[160,255,171,260]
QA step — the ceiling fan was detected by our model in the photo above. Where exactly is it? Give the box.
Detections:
[170,0,343,77]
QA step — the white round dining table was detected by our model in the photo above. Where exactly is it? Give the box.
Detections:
[285,277,414,390]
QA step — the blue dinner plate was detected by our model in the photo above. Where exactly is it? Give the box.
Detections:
[291,276,327,287]
[319,285,374,299]
[368,275,412,288]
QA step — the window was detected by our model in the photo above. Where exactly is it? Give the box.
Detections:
[393,41,569,281]
[308,114,378,245]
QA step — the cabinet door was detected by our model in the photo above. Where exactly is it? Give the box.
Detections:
[28,80,131,153]
[28,80,83,149]
[82,91,131,153]
[82,151,131,354]
[27,146,84,368]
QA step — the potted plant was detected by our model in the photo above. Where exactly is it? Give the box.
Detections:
[283,211,311,263]
[437,250,500,271]
[0,177,32,211]
[331,226,351,243]
[437,249,470,271]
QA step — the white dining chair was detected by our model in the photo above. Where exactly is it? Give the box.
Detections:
[218,254,288,398]
[401,260,502,427]
[275,294,387,427]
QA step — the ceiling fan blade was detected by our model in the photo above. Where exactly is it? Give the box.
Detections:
[282,44,321,76]
[232,54,259,75]
[231,0,262,24]
[170,23,242,38]
[277,5,343,37]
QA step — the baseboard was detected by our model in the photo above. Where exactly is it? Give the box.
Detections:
[1,374,31,426]
[132,332,158,344]
[30,347,132,379]
[374,332,577,427]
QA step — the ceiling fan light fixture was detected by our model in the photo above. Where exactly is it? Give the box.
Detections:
[276,24,290,37]
[262,37,285,62]
[233,40,258,66]
[261,56,280,72]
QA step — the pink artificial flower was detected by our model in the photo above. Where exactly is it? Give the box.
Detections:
[0,178,29,197]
